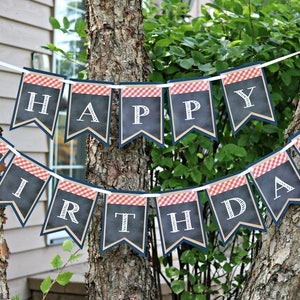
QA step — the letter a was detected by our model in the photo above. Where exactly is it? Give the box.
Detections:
[76,102,100,123]
[57,199,80,224]
[274,176,295,200]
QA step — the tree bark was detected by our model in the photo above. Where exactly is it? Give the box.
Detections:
[0,127,9,299]
[84,1,155,299]
[239,101,300,300]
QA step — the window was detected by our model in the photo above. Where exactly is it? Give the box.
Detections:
[48,0,86,245]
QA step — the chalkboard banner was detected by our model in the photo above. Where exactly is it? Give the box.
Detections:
[119,83,164,147]
[249,150,300,224]
[168,77,217,144]
[66,79,113,146]
[11,68,65,138]
[155,190,207,256]
[0,154,51,226]
[206,174,265,245]
[41,177,98,248]
[101,192,149,256]
[220,63,276,134]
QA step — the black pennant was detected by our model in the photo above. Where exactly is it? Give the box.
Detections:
[66,79,113,146]
[219,63,276,134]
[155,190,207,256]
[101,192,148,256]
[249,150,300,224]
[206,174,265,244]
[168,77,217,144]
[0,153,51,226]
[119,83,164,147]
[41,177,98,248]
[11,68,65,138]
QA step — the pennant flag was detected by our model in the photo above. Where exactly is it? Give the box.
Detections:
[249,150,300,224]
[155,190,207,256]
[66,79,113,145]
[41,178,98,247]
[11,68,65,138]
[0,154,51,226]
[101,192,148,256]
[219,63,276,134]
[0,136,11,163]
[168,78,217,144]
[206,174,265,244]
[119,83,164,147]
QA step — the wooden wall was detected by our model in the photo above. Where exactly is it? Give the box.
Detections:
[0,1,87,299]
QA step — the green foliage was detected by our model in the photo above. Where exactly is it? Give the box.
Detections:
[144,0,300,298]
[40,240,84,299]
[11,295,20,300]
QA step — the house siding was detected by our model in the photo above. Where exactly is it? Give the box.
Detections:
[0,1,87,299]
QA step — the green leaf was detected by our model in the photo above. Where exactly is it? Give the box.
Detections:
[74,18,87,37]
[181,291,193,300]
[156,38,173,47]
[63,17,70,29]
[193,283,205,293]
[178,58,194,69]
[51,254,64,269]
[222,144,247,157]
[62,239,75,252]
[165,266,180,279]
[49,17,61,29]
[69,253,84,263]
[40,276,52,294]
[173,164,188,176]
[171,279,185,294]
[223,262,233,273]
[169,46,186,57]
[57,272,73,286]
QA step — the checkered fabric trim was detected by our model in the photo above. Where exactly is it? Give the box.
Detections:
[170,80,209,95]
[72,82,111,96]
[23,73,63,89]
[157,191,197,207]
[222,66,262,85]
[106,193,146,206]
[208,175,247,197]
[0,141,9,155]
[58,180,97,200]
[13,156,50,181]
[122,86,161,98]
[250,151,289,179]
[295,136,300,150]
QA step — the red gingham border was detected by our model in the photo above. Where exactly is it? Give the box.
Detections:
[250,152,289,179]
[23,73,63,89]
[122,86,161,98]
[157,191,197,207]
[208,175,247,197]
[106,193,146,206]
[222,67,262,85]
[0,141,9,155]
[13,156,50,181]
[170,80,209,95]
[72,82,111,96]
[58,180,97,200]
[295,137,300,150]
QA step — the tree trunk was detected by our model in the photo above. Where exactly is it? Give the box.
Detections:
[84,1,155,299]
[0,127,9,299]
[239,102,300,300]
